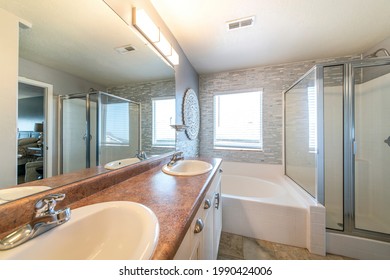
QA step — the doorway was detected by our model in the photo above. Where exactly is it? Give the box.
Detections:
[17,77,53,183]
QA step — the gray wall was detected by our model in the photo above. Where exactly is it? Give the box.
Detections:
[174,49,200,157]
[18,96,44,131]
[199,55,358,164]
[19,58,105,95]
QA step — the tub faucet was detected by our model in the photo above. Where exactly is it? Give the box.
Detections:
[167,151,184,167]
[0,193,71,250]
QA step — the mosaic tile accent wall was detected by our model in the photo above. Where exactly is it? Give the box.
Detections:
[199,56,358,164]
[107,79,176,156]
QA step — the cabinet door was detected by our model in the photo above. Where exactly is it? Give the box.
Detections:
[213,174,222,259]
[173,229,191,260]
[189,237,201,260]
[202,206,214,259]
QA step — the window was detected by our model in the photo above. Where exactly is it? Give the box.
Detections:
[214,90,263,150]
[102,102,130,145]
[307,87,317,152]
[152,97,176,147]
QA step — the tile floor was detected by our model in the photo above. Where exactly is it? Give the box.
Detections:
[218,232,353,260]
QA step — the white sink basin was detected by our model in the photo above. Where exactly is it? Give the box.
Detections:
[104,157,140,170]
[0,186,51,201]
[0,201,159,260]
[162,160,213,176]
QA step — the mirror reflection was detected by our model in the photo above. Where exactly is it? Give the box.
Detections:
[0,0,175,203]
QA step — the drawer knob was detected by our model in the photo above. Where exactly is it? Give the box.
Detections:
[194,218,204,233]
[204,199,211,209]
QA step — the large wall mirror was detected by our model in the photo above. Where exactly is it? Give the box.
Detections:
[0,0,176,204]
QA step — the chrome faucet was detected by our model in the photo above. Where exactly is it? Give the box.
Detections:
[0,193,71,250]
[136,150,147,160]
[167,151,184,167]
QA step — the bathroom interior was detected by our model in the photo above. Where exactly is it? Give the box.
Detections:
[0,0,389,261]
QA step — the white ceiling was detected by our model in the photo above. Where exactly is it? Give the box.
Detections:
[151,0,390,74]
[0,0,174,87]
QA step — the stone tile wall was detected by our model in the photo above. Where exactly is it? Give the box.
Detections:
[199,56,358,164]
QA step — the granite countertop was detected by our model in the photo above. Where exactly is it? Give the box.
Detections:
[69,157,222,260]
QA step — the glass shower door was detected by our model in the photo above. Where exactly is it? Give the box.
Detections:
[285,69,317,198]
[61,96,97,173]
[62,98,88,173]
[323,65,344,231]
[98,93,140,165]
[354,63,390,235]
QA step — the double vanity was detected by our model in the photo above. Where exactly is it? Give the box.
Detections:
[0,153,222,260]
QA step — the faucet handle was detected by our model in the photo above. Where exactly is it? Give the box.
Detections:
[172,151,183,158]
[35,193,66,216]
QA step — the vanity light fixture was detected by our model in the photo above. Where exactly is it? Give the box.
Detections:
[132,7,179,67]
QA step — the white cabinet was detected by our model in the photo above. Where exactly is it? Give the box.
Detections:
[213,179,222,260]
[174,169,222,260]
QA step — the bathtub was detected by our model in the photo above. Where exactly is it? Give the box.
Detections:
[221,162,326,255]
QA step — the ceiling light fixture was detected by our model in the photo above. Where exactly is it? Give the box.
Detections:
[132,7,179,67]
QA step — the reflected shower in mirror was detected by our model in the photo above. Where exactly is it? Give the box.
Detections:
[0,0,175,203]
[108,79,176,157]
[59,91,141,174]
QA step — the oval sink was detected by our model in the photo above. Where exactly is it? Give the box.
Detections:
[0,201,159,260]
[162,160,213,176]
[0,186,51,201]
[104,157,140,170]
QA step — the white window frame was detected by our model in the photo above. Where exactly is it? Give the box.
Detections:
[152,97,176,147]
[213,90,263,151]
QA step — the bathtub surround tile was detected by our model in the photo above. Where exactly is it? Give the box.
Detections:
[308,205,326,256]
[218,232,353,260]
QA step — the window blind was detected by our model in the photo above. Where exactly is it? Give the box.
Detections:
[213,91,263,150]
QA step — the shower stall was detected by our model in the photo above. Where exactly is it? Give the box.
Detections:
[284,55,390,257]
[58,91,140,174]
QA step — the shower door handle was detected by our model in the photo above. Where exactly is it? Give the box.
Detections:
[385,136,390,147]
[83,133,92,141]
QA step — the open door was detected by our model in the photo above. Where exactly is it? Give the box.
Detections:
[18,77,53,183]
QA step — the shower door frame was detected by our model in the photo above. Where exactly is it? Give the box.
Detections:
[58,92,99,174]
[284,58,390,243]
[59,91,142,174]
[283,66,325,201]
[320,58,390,243]
[97,92,142,164]
[343,59,390,242]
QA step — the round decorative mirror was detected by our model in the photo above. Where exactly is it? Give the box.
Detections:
[182,88,200,140]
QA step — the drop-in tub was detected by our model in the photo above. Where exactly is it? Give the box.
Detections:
[221,162,325,255]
